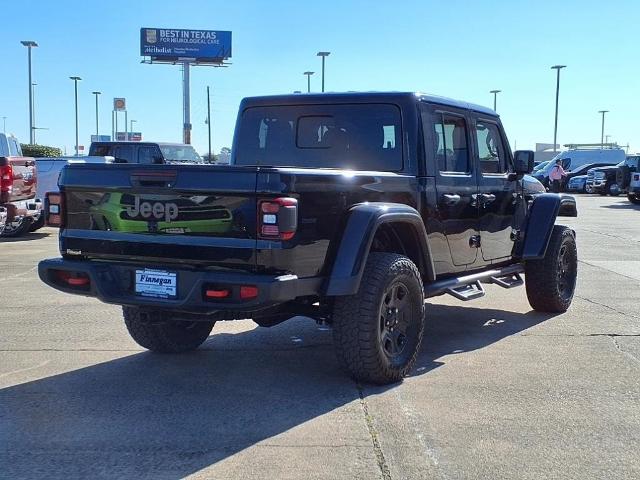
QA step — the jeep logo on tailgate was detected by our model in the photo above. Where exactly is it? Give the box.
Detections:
[125,196,179,222]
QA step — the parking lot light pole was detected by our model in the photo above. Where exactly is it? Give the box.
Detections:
[490,90,501,111]
[70,77,82,156]
[598,110,609,147]
[303,71,314,93]
[21,40,38,144]
[551,65,566,153]
[317,52,330,92]
[92,91,101,136]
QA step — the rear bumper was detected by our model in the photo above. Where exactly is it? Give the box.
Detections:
[1,198,43,222]
[38,258,323,315]
[629,185,640,195]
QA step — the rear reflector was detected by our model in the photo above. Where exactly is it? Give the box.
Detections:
[53,270,90,288]
[240,286,259,299]
[205,288,230,299]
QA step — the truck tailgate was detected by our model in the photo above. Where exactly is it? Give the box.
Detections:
[59,164,259,270]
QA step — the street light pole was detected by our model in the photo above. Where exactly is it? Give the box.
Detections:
[31,82,37,144]
[598,110,609,147]
[303,71,314,93]
[92,91,101,136]
[317,52,330,92]
[551,65,566,153]
[21,41,38,144]
[489,89,501,111]
[70,76,82,156]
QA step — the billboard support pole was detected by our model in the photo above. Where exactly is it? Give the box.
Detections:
[111,110,114,140]
[207,85,212,161]
[115,111,118,140]
[125,110,128,142]
[183,62,191,144]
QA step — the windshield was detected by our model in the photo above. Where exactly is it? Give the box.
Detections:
[533,161,550,171]
[159,145,203,163]
[234,104,403,171]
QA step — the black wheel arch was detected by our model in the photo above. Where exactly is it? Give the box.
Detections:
[324,202,435,296]
[517,193,577,261]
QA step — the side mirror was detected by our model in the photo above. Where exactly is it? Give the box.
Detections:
[513,150,535,175]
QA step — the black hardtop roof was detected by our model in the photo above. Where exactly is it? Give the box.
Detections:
[89,142,192,147]
[239,91,497,116]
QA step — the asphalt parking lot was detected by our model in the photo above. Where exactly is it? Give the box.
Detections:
[1,195,638,480]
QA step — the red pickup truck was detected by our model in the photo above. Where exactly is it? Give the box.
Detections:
[0,134,43,237]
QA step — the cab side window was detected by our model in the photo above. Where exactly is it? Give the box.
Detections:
[476,121,508,174]
[434,113,470,173]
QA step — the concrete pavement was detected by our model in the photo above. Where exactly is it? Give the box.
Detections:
[1,195,638,479]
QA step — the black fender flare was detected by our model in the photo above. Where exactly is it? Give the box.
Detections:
[519,193,576,260]
[324,202,435,296]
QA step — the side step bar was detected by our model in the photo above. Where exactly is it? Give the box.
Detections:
[424,264,525,300]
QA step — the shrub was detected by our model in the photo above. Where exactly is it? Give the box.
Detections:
[20,144,62,158]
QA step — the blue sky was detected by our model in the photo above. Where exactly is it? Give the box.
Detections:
[1,0,638,155]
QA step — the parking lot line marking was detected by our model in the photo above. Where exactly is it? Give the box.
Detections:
[0,360,50,379]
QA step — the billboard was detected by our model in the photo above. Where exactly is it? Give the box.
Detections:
[91,135,111,142]
[140,28,232,62]
[116,132,142,142]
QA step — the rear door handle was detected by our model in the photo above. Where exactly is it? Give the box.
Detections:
[481,193,496,204]
[441,194,461,206]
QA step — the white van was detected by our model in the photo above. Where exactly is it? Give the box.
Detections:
[549,145,626,171]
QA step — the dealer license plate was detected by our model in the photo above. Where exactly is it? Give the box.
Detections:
[135,269,177,299]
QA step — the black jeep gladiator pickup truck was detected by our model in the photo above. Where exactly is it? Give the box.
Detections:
[39,92,578,384]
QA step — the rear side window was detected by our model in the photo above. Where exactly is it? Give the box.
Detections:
[234,104,402,171]
[432,113,470,173]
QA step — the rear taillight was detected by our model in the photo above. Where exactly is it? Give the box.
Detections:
[634,174,640,181]
[0,164,13,193]
[45,192,64,227]
[258,197,298,241]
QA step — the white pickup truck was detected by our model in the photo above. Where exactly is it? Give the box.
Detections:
[36,156,114,200]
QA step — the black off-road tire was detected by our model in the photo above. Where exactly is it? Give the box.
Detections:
[608,182,621,196]
[0,217,33,238]
[525,225,578,313]
[628,194,640,205]
[29,214,45,232]
[332,252,425,385]
[123,307,215,353]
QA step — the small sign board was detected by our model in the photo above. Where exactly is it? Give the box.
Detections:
[140,28,232,63]
[116,132,142,142]
[113,98,126,111]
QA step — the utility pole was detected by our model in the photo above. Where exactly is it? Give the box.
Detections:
[490,89,501,111]
[598,110,609,147]
[21,40,38,144]
[317,52,330,92]
[207,86,212,162]
[303,71,314,93]
[92,91,101,136]
[551,65,566,153]
[70,76,82,156]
